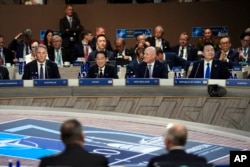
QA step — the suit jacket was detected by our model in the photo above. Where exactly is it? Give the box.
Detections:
[188,59,230,79]
[113,48,133,66]
[87,50,115,62]
[8,39,31,59]
[214,49,239,69]
[0,66,9,80]
[39,144,108,167]
[1,47,14,64]
[87,64,118,78]
[146,36,170,52]
[147,149,207,167]
[48,47,72,64]
[135,60,168,78]
[22,60,61,80]
[171,44,199,62]
[89,37,113,51]
[165,52,187,70]
[59,16,83,48]
[238,46,250,62]
[71,42,86,61]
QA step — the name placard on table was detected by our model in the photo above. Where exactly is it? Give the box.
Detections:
[226,79,250,86]
[0,80,23,87]
[79,78,113,86]
[174,78,208,86]
[34,79,68,86]
[126,78,159,85]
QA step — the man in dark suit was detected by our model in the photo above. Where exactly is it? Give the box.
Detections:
[87,50,118,78]
[214,36,239,69]
[147,123,207,167]
[8,28,32,61]
[114,38,133,66]
[59,4,83,50]
[237,32,250,63]
[0,57,9,80]
[38,119,109,167]
[0,34,14,65]
[135,46,168,78]
[22,44,61,80]
[48,35,72,65]
[87,34,115,62]
[126,47,144,78]
[189,43,230,79]
[146,25,170,52]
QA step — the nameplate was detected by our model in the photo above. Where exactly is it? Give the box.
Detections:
[34,79,68,86]
[172,66,182,72]
[232,65,242,71]
[226,79,250,86]
[72,61,82,66]
[126,78,159,85]
[0,80,23,87]
[174,78,208,86]
[79,78,113,86]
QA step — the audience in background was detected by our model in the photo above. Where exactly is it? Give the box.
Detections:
[0,34,14,65]
[39,119,109,167]
[89,26,113,52]
[25,39,39,64]
[71,30,93,62]
[214,36,239,69]
[48,35,71,66]
[189,42,230,79]
[43,29,54,51]
[87,34,115,62]
[135,46,168,78]
[0,56,9,80]
[59,4,84,52]
[131,34,149,58]
[237,32,250,64]
[113,38,133,66]
[146,25,170,52]
[87,50,118,78]
[126,47,144,78]
[147,122,208,167]
[197,28,219,52]
[8,28,32,62]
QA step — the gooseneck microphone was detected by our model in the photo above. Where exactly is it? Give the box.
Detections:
[143,64,148,78]
[194,63,201,78]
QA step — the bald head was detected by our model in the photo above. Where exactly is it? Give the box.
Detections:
[165,123,188,150]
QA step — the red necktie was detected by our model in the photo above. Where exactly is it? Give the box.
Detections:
[84,44,89,60]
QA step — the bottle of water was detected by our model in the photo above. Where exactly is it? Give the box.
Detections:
[16,160,20,167]
[18,62,23,75]
[8,159,12,167]
[233,73,237,79]
[178,72,181,78]
[174,72,177,78]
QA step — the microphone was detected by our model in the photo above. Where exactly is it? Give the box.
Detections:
[0,72,3,80]
[46,64,50,79]
[143,64,148,78]
[194,63,200,78]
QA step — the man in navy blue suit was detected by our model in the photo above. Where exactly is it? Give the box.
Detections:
[147,123,207,167]
[189,43,230,79]
[214,36,239,69]
[135,46,168,78]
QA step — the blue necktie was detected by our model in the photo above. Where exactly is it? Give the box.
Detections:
[40,64,44,79]
[56,51,61,65]
[243,48,248,56]
[205,63,210,79]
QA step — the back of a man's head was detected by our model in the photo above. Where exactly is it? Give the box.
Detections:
[60,119,83,145]
[165,123,188,148]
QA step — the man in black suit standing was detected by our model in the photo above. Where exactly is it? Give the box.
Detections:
[22,44,61,79]
[87,50,118,78]
[146,25,170,52]
[147,123,207,167]
[189,43,230,79]
[59,4,83,51]
[135,46,168,78]
[38,119,109,167]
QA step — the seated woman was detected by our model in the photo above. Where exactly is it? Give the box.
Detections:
[87,51,118,79]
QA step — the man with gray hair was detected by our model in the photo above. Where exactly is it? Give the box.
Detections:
[147,123,207,167]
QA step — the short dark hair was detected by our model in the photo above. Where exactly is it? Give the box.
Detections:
[79,30,92,40]
[240,32,250,40]
[96,34,107,42]
[95,50,107,58]
[60,119,83,145]
[156,47,163,56]
[203,42,214,51]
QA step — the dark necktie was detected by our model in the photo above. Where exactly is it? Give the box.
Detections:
[99,68,103,78]
[180,47,184,58]
[26,44,29,55]
[40,64,44,79]
[205,63,210,79]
